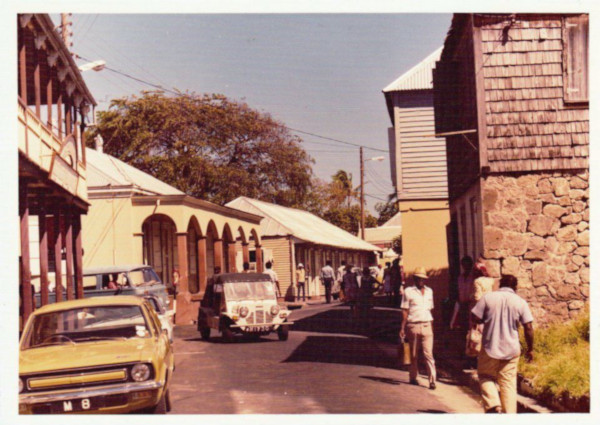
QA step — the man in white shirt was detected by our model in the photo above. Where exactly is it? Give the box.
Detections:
[320,260,335,304]
[471,274,534,413]
[399,266,436,389]
[264,261,281,298]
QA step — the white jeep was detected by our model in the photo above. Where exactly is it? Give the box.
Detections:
[197,273,293,342]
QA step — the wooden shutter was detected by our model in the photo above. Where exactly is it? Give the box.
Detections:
[563,15,589,103]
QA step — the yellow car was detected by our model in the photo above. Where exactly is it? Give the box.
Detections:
[19,296,174,414]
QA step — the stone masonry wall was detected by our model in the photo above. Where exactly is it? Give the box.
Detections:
[481,171,589,325]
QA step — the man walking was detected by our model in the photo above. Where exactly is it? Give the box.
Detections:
[471,274,534,413]
[399,266,436,389]
[295,263,306,302]
[320,260,335,304]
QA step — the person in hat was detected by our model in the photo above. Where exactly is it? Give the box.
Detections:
[399,266,437,389]
[295,263,306,302]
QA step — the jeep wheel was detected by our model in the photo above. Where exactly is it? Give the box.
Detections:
[277,325,289,341]
[221,325,234,343]
[200,327,210,340]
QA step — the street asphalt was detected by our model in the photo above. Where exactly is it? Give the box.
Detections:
[168,300,483,414]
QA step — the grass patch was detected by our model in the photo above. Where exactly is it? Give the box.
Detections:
[519,309,589,398]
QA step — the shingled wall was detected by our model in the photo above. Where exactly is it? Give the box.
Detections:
[479,16,589,173]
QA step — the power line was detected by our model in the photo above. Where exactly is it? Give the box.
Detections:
[74,52,389,154]
[288,127,388,153]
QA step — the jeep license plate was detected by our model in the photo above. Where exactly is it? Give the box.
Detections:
[250,326,269,332]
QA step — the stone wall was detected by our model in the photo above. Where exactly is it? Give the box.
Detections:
[481,171,589,325]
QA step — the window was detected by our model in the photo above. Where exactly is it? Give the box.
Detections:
[563,14,589,103]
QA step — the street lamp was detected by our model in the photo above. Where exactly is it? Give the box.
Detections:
[360,148,385,240]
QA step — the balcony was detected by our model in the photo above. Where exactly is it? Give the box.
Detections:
[18,99,87,202]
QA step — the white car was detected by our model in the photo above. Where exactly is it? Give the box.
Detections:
[144,295,174,343]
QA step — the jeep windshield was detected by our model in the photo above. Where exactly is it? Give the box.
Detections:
[23,305,151,349]
[224,281,276,301]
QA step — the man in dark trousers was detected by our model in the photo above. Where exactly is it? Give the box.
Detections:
[320,260,335,304]
[471,274,534,413]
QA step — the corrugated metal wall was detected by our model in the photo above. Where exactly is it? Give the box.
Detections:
[261,237,293,299]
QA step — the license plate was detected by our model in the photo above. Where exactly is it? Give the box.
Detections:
[250,326,269,332]
[61,397,93,412]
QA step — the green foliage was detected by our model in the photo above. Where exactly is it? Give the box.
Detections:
[308,171,377,234]
[391,235,402,255]
[375,201,399,225]
[519,309,589,398]
[88,91,314,207]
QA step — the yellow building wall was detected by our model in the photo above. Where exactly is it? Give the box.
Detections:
[82,198,140,268]
[399,199,450,324]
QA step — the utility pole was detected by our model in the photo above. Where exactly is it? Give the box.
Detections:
[360,146,365,240]
[61,13,73,54]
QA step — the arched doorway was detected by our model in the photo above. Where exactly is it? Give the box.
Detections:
[142,214,177,286]
[222,223,235,273]
[206,220,219,277]
[187,217,203,294]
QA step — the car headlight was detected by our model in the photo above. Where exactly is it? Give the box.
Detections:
[131,363,151,382]
[19,378,24,393]
[239,306,249,318]
[270,305,280,316]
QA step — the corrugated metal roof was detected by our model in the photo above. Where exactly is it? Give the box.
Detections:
[383,47,443,92]
[362,226,402,244]
[86,148,184,196]
[382,212,402,227]
[226,197,382,252]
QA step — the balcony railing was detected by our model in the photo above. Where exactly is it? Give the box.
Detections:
[18,99,87,202]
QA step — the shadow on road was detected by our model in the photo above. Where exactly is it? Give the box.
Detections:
[283,335,399,369]
[291,304,401,342]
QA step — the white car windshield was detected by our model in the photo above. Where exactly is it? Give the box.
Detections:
[224,281,276,301]
[127,268,162,287]
[24,305,150,349]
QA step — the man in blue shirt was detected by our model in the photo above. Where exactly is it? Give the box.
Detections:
[471,274,534,413]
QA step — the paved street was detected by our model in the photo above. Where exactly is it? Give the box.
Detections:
[169,301,483,414]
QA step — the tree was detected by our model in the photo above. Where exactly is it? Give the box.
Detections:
[375,200,399,225]
[392,235,403,255]
[87,91,315,207]
[308,170,376,234]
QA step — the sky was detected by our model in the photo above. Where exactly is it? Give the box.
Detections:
[54,13,452,213]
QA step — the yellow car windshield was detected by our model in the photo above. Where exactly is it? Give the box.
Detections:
[24,305,150,349]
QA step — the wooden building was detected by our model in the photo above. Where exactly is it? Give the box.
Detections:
[226,197,381,301]
[433,14,589,324]
[18,14,96,327]
[383,48,451,317]
[83,146,263,324]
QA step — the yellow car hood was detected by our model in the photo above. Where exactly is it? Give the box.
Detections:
[20,338,156,375]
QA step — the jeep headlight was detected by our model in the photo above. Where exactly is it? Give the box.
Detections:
[131,363,151,382]
[270,305,280,316]
[19,378,24,393]
[239,306,249,318]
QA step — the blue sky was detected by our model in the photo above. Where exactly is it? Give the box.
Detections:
[58,13,452,212]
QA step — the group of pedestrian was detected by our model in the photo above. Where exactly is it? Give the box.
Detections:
[398,256,534,414]
[380,258,405,306]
